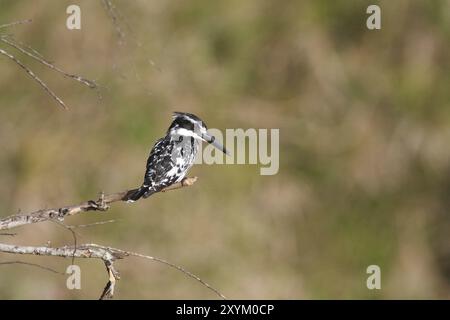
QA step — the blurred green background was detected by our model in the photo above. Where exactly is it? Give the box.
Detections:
[0,0,449,299]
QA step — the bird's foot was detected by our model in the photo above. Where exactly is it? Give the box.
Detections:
[87,192,109,211]
[181,176,198,187]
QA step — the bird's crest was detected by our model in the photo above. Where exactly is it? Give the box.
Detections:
[172,112,203,123]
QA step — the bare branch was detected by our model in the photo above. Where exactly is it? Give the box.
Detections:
[1,19,99,109]
[50,220,80,266]
[67,219,117,229]
[0,242,225,299]
[0,242,124,299]
[0,177,198,231]
[124,248,227,300]
[101,0,127,43]
[0,47,67,109]
[0,260,64,275]
[0,35,98,89]
[100,260,118,299]
[0,19,32,29]
[0,177,209,299]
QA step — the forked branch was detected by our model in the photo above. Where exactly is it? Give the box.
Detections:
[0,241,224,299]
[0,177,198,231]
[0,176,225,299]
[0,19,98,109]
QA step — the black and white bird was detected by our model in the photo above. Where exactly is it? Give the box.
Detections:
[126,112,228,202]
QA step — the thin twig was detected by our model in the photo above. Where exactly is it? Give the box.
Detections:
[0,260,64,275]
[126,249,227,299]
[0,35,97,89]
[0,19,32,30]
[100,260,117,299]
[0,48,67,109]
[67,219,117,229]
[1,34,52,63]
[50,220,79,266]
[101,0,127,43]
[1,19,99,109]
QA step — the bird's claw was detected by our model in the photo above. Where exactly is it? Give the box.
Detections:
[181,176,198,187]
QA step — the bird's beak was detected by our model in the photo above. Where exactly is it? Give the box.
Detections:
[202,132,230,156]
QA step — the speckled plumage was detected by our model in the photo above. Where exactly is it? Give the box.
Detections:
[126,112,204,202]
[141,135,199,198]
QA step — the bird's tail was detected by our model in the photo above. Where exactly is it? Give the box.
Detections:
[125,185,149,202]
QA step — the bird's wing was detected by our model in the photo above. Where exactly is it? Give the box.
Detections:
[143,137,177,189]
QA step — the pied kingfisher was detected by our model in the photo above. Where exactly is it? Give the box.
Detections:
[126,112,228,202]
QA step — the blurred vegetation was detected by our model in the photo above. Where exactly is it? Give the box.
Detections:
[0,0,449,299]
